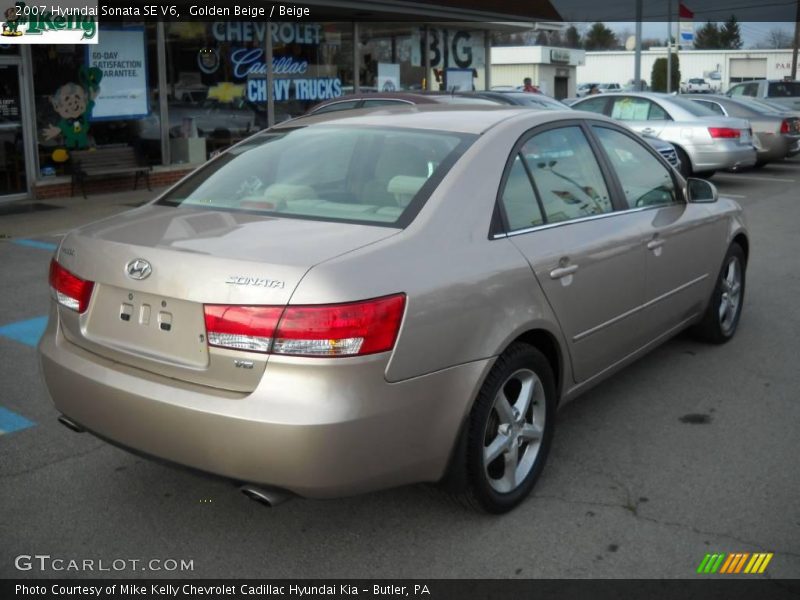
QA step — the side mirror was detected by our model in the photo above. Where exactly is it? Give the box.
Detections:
[686,178,718,203]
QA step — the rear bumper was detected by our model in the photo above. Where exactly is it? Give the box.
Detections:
[39,314,491,498]
[756,134,798,162]
[689,144,756,171]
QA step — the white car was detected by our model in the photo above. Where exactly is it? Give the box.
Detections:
[683,78,712,94]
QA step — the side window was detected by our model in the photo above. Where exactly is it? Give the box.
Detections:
[575,97,608,114]
[697,100,725,116]
[611,96,652,120]
[499,155,544,231]
[593,126,678,209]
[742,83,758,97]
[520,126,613,224]
[647,102,671,120]
[728,84,744,97]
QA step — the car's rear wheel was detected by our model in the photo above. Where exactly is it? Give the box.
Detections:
[458,343,556,513]
[692,244,746,344]
[674,146,692,178]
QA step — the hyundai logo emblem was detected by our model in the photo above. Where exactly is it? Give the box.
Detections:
[126,259,152,280]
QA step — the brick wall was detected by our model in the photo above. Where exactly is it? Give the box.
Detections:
[34,168,194,200]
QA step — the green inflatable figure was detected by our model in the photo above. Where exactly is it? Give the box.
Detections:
[42,66,103,151]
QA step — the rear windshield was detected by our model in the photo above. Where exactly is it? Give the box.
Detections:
[158,126,474,227]
[767,82,800,97]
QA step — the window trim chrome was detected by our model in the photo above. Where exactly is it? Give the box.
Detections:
[491,202,684,240]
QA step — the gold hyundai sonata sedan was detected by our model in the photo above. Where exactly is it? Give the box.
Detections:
[39,106,748,513]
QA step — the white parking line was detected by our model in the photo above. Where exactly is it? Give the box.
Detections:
[721,194,747,198]
[715,174,796,183]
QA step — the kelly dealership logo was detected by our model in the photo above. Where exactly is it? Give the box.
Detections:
[2,1,97,43]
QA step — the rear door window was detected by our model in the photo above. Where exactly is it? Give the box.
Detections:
[519,126,613,224]
[767,81,800,97]
[611,97,668,121]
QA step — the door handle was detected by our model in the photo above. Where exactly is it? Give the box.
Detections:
[641,128,656,135]
[647,238,665,250]
[550,265,579,279]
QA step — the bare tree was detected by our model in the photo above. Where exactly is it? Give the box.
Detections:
[753,27,793,49]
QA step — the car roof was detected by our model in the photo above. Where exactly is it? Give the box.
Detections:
[274,104,571,135]
[309,91,490,111]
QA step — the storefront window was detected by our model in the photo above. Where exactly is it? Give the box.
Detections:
[165,22,352,164]
[32,23,160,178]
[359,24,424,92]
[358,25,486,93]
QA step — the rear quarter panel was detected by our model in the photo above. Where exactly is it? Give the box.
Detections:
[288,113,573,386]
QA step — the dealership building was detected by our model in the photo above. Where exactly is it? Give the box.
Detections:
[576,48,798,91]
[0,0,559,202]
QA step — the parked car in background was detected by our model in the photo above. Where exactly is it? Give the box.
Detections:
[41,106,749,514]
[682,78,712,94]
[571,92,757,178]
[689,94,800,166]
[623,79,649,92]
[467,91,682,170]
[576,83,601,97]
[727,79,800,111]
[597,83,622,93]
[306,92,498,115]
[467,91,570,110]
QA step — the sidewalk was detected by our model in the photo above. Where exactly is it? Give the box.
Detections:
[0,187,166,240]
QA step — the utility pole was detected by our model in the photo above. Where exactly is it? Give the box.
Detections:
[792,0,800,80]
[667,0,672,92]
[634,0,642,90]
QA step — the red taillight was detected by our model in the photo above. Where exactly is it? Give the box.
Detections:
[274,294,406,357]
[49,259,94,313]
[780,119,791,134]
[204,305,282,353]
[203,294,406,357]
[708,127,741,139]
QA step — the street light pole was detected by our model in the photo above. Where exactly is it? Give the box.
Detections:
[667,0,672,93]
[634,0,642,90]
[792,0,800,80]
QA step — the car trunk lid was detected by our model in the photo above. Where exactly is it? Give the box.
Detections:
[54,205,398,392]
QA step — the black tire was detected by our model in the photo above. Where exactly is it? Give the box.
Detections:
[696,170,716,179]
[692,244,746,344]
[674,146,692,178]
[753,161,767,169]
[452,343,557,513]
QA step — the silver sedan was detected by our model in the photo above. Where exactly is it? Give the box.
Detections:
[571,92,757,178]
[689,94,800,166]
[39,106,748,513]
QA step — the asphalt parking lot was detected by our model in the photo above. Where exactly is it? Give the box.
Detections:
[1,164,799,580]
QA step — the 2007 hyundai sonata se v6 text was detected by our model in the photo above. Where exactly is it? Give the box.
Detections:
[39,106,748,513]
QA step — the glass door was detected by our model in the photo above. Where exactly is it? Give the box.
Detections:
[0,62,28,198]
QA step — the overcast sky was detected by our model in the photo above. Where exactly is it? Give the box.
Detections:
[598,21,796,48]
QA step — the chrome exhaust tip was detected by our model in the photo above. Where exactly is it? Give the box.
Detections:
[58,415,85,433]
[240,484,294,508]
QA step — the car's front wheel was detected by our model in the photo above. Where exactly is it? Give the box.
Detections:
[459,343,556,513]
[692,243,746,343]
